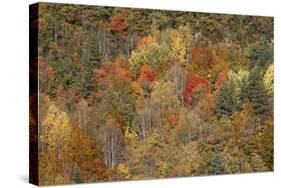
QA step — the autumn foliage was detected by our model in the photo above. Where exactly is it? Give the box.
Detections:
[215,68,228,89]
[136,35,154,48]
[35,3,273,185]
[167,114,180,127]
[184,75,210,105]
[190,46,214,73]
[93,61,133,83]
[109,14,129,38]
[138,64,156,83]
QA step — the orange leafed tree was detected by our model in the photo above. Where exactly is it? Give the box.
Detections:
[167,113,180,127]
[183,75,210,105]
[94,61,133,83]
[136,35,154,48]
[109,14,129,38]
[138,64,156,83]
[189,46,213,74]
[67,123,107,182]
[215,68,228,89]
[188,44,228,79]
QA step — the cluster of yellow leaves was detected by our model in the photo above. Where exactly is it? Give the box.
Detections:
[263,64,274,97]
[124,126,138,146]
[170,25,193,66]
[117,163,131,179]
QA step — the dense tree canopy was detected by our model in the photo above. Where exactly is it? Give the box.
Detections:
[37,3,273,185]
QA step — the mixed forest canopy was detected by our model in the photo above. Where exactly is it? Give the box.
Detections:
[35,3,273,185]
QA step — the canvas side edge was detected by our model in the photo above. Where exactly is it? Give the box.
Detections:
[29,3,39,186]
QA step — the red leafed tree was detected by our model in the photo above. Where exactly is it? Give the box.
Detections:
[109,14,129,38]
[184,75,210,105]
[215,68,228,89]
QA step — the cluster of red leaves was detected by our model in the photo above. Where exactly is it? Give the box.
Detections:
[138,64,156,84]
[184,75,210,105]
[215,68,228,89]
[109,14,129,38]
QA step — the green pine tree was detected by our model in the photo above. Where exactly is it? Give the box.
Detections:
[246,66,268,115]
[207,153,225,175]
[215,80,236,117]
[249,41,273,67]
[88,30,101,69]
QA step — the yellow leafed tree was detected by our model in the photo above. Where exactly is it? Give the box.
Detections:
[40,104,73,184]
[263,64,273,97]
[170,25,193,66]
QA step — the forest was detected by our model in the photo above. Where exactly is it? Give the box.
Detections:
[33,3,273,185]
